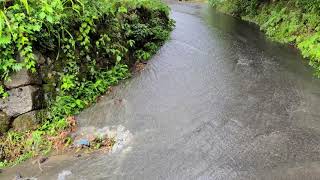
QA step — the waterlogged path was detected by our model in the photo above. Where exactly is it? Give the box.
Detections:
[3,1,320,179]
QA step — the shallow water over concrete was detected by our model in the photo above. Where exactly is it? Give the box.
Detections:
[2,1,320,179]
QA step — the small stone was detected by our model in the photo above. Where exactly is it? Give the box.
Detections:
[0,86,43,117]
[4,69,41,89]
[12,110,42,132]
[0,111,10,134]
[39,157,48,164]
[74,154,82,158]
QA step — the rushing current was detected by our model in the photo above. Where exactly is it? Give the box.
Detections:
[2,1,320,179]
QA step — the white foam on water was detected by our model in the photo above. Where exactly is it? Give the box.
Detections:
[57,170,72,180]
[111,125,133,153]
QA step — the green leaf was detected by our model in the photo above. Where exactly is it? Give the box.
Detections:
[0,36,11,45]
[116,55,122,62]
[39,12,46,20]
[46,16,54,23]
[118,6,127,13]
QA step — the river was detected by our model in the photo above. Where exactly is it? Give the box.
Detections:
[2,1,320,179]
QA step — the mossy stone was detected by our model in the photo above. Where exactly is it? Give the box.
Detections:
[0,111,10,134]
[12,110,42,132]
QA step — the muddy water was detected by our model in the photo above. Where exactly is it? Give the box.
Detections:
[3,1,320,179]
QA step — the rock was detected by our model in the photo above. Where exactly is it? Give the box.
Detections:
[0,144,5,161]
[0,111,10,134]
[4,69,42,89]
[16,51,46,64]
[12,110,42,132]
[0,86,43,117]
[33,51,46,65]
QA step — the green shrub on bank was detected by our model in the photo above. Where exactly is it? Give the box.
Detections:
[0,0,174,166]
[209,0,320,76]
[209,0,260,16]
[254,3,320,75]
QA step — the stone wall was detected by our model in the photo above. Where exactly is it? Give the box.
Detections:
[0,58,46,134]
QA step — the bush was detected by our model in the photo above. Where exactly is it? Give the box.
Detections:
[209,0,261,16]
[295,0,320,12]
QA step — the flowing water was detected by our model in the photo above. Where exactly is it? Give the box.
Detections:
[2,1,320,179]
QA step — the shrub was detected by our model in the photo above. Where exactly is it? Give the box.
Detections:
[209,0,261,16]
[295,0,320,12]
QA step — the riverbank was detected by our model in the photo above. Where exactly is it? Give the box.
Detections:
[2,1,320,179]
[209,0,320,77]
[0,0,174,167]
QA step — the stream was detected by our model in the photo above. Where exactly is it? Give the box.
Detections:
[2,1,320,179]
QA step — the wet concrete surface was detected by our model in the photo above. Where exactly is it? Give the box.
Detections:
[2,1,320,179]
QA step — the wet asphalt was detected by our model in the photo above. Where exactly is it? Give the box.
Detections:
[2,1,320,179]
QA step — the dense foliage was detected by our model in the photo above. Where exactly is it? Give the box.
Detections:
[0,0,174,166]
[209,0,320,76]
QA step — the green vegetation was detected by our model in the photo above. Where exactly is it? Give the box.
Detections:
[0,0,174,166]
[209,0,320,76]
